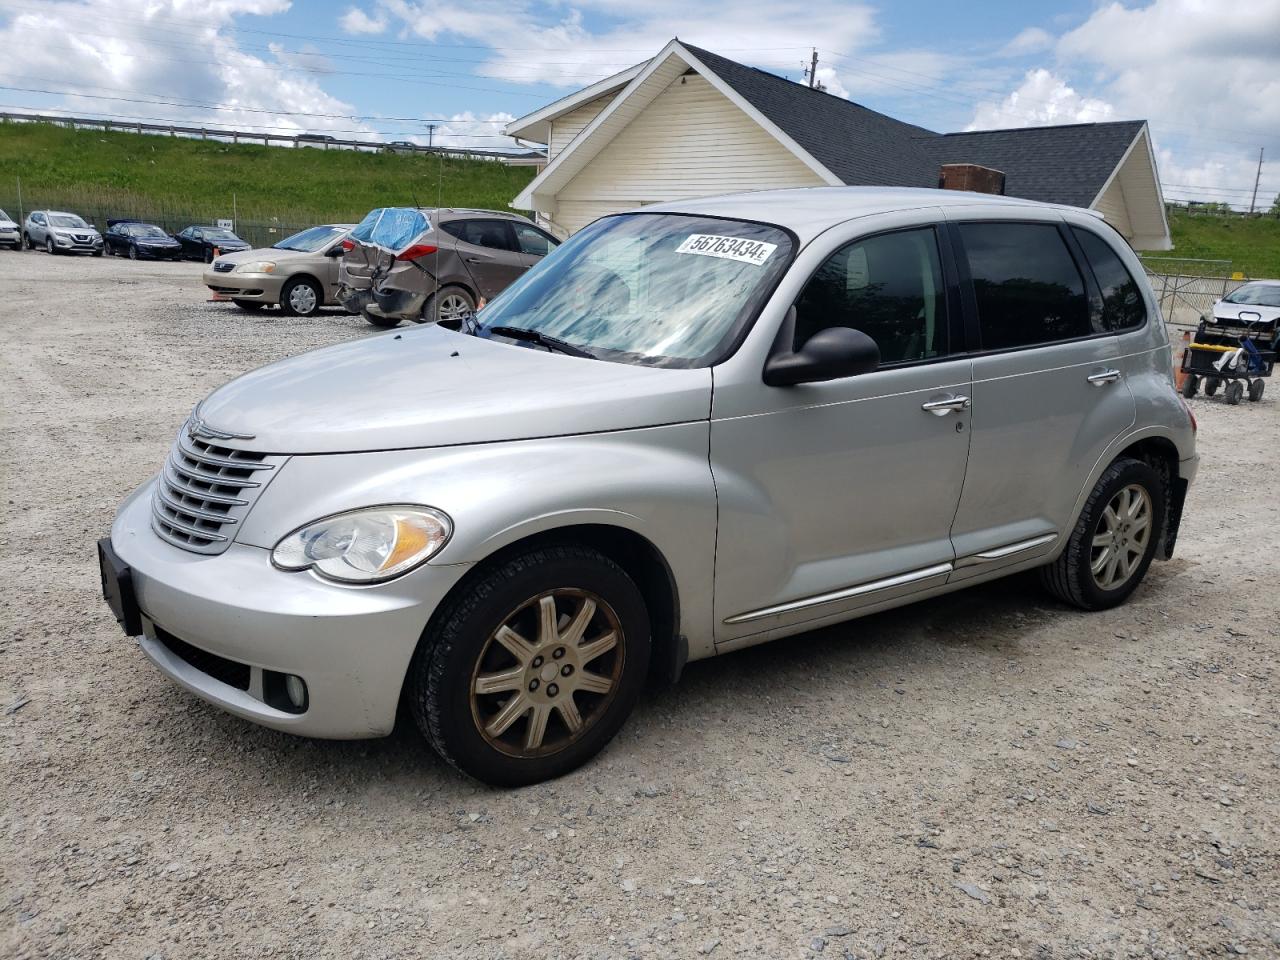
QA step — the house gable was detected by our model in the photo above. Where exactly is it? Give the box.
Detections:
[553,73,827,233]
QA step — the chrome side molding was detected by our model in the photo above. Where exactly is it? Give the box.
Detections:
[953,533,1058,569]
[723,562,953,625]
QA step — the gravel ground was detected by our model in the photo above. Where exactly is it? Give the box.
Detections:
[2,250,1277,960]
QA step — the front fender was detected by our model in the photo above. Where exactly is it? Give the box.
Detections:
[235,422,719,658]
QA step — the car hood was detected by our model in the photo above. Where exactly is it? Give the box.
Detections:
[1212,300,1280,324]
[137,235,180,245]
[0,219,16,229]
[193,324,713,454]
[211,246,312,269]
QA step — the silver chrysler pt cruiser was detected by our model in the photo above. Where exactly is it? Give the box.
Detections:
[100,188,1198,786]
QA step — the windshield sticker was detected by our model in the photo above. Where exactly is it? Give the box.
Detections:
[675,234,777,266]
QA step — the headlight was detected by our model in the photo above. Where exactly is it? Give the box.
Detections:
[237,260,277,274]
[271,506,452,583]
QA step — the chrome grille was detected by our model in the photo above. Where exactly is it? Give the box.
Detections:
[151,429,284,555]
[213,261,235,273]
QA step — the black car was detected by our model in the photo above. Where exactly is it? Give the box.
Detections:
[104,220,183,260]
[175,225,250,263]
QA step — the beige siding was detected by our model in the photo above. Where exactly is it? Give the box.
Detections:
[553,74,825,233]
[549,95,614,161]
[1094,178,1133,237]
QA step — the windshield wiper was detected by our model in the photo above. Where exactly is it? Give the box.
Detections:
[485,325,596,359]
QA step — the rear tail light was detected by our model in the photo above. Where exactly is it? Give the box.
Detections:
[340,239,355,252]
[395,243,438,262]
[1180,396,1197,433]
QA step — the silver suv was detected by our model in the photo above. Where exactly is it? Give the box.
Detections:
[337,207,559,327]
[24,210,103,255]
[99,188,1197,786]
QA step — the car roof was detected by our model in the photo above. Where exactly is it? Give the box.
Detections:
[642,186,1089,244]
[1232,279,1280,288]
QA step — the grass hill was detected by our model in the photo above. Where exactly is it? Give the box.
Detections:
[1139,210,1279,278]
[0,121,536,245]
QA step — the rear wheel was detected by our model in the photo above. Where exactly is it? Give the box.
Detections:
[279,277,322,317]
[1040,457,1165,611]
[1225,380,1245,405]
[1204,377,1220,396]
[422,286,476,325]
[407,543,651,786]
[1248,379,1265,402]
[1180,375,1198,399]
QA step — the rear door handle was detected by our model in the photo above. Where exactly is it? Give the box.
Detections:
[1087,368,1122,386]
[921,395,971,416]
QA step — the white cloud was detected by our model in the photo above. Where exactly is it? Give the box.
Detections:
[1000,26,1052,57]
[339,7,387,35]
[413,111,518,150]
[0,0,370,137]
[968,68,1114,130]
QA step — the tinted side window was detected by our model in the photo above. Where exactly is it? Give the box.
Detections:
[513,223,559,257]
[455,219,517,252]
[1071,227,1146,331]
[794,227,946,365]
[960,222,1089,350]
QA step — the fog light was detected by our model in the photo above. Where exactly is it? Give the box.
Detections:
[285,674,307,710]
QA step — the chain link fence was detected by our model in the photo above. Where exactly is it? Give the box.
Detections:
[1138,257,1249,330]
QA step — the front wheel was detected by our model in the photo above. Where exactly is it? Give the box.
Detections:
[279,277,321,317]
[1180,374,1199,399]
[1204,377,1220,396]
[203,247,215,264]
[408,544,651,786]
[1040,457,1165,611]
[128,245,138,260]
[45,237,56,255]
[1248,379,1265,402]
[1225,380,1244,405]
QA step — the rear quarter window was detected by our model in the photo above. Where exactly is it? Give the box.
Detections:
[960,222,1090,350]
[1071,226,1147,331]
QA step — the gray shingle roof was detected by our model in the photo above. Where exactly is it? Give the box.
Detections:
[680,42,1144,208]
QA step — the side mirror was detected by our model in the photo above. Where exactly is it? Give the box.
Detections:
[763,306,881,386]
[325,245,345,257]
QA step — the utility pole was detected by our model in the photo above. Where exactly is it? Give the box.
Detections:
[807,48,819,88]
[1248,147,1264,215]
[426,123,436,149]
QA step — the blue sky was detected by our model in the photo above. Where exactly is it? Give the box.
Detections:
[0,0,1276,208]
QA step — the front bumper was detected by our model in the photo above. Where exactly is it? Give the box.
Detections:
[136,245,182,260]
[108,481,471,738]
[203,270,286,303]
[54,235,103,253]
[0,228,18,246]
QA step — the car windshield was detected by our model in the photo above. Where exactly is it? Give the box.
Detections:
[0,209,10,221]
[205,229,240,241]
[130,224,169,238]
[50,215,88,228]
[1223,283,1280,308]
[474,213,794,367]
[274,225,345,252]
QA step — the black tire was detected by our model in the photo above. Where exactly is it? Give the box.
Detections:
[1204,377,1220,396]
[23,232,33,250]
[1180,375,1198,399]
[1225,381,1244,405]
[362,308,400,328]
[279,277,322,317]
[128,245,138,260]
[422,285,476,325]
[92,247,103,257]
[1248,379,1264,402]
[45,237,56,255]
[203,247,215,264]
[1039,457,1166,611]
[233,299,266,312]
[407,543,652,787]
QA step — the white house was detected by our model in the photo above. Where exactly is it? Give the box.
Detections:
[505,40,1171,250]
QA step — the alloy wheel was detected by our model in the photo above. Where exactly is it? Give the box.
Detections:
[289,283,319,314]
[1090,484,1152,591]
[436,293,472,323]
[470,589,624,758]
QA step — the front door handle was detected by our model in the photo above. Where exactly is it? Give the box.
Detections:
[1087,368,1122,386]
[921,395,971,416]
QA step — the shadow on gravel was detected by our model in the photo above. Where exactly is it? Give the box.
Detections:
[141,571,1073,794]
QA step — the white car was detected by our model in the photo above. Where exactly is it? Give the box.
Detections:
[1210,279,1280,325]
[0,208,19,249]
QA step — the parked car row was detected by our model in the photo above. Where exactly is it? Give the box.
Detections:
[13,210,252,260]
